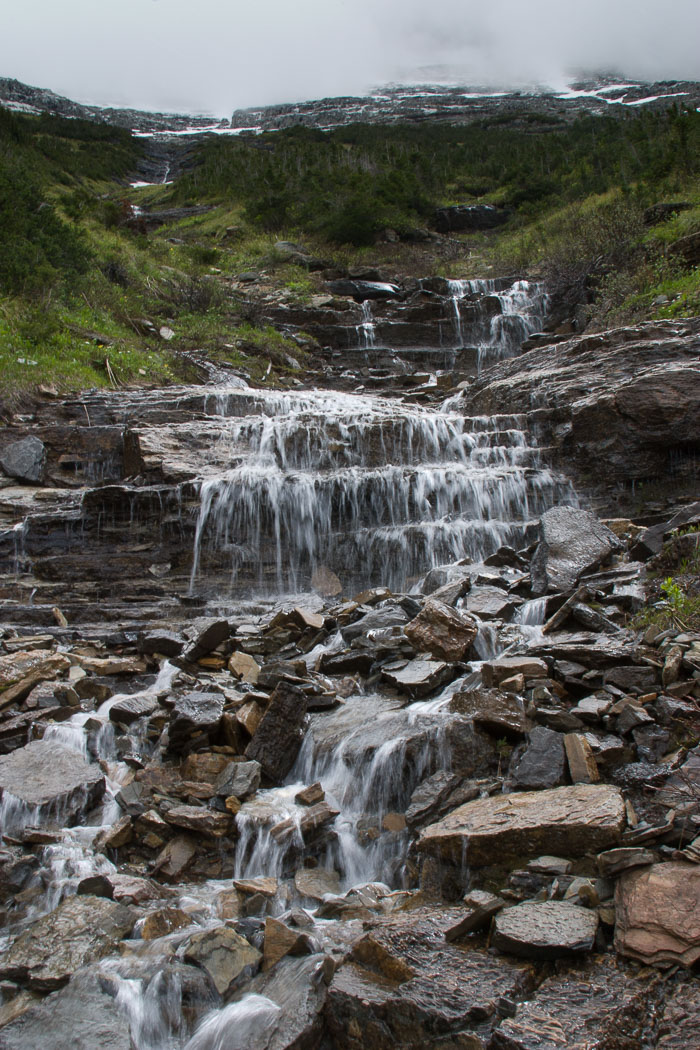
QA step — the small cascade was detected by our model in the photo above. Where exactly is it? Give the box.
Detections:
[447,279,470,346]
[446,277,548,371]
[188,391,574,596]
[357,300,377,349]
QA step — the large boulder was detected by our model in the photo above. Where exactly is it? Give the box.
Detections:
[0,740,105,831]
[434,204,510,233]
[615,861,700,966]
[245,681,308,782]
[418,783,625,867]
[0,896,133,990]
[530,507,621,595]
[403,599,477,662]
[492,900,598,959]
[0,436,46,483]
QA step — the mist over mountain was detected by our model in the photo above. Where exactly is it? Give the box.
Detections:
[3,0,700,115]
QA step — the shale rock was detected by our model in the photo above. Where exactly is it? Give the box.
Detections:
[403,599,477,662]
[0,740,105,827]
[381,657,453,698]
[615,861,700,965]
[510,727,566,790]
[419,783,626,867]
[214,759,261,799]
[450,688,529,738]
[531,507,621,595]
[184,926,262,994]
[492,900,598,959]
[491,958,656,1050]
[0,651,71,707]
[245,681,308,782]
[0,895,133,990]
[167,691,224,754]
[0,436,46,484]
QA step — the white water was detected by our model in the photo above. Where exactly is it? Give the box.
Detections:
[357,300,377,349]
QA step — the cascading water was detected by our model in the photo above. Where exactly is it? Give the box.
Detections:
[188,390,572,596]
[447,277,548,371]
[357,300,377,349]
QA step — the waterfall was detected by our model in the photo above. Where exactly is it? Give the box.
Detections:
[357,300,377,349]
[446,277,548,371]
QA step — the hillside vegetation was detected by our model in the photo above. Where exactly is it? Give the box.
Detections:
[1,102,699,400]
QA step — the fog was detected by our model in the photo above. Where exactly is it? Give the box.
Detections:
[3,0,700,115]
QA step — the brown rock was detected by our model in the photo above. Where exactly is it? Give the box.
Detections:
[75,655,147,676]
[236,699,266,736]
[312,566,342,597]
[184,926,261,993]
[419,784,626,867]
[263,916,312,970]
[234,876,279,898]
[0,651,71,708]
[481,657,548,689]
[228,651,261,684]
[180,752,231,783]
[294,867,341,900]
[404,599,477,662]
[564,733,600,784]
[141,907,192,940]
[450,688,529,738]
[162,804,231,839]
[615,861,700,965]
[295,781,325,806]
[152,834,196,880]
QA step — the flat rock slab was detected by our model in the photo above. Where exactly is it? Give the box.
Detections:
[109,693,159,725]
[491,958,655,1050]
[492,901,598,959]
[530,506,621,596]
[615,861,700,965]
[0,895,133,991]
[0,971,131,1050]
[326,908,531,1049]
[382,657,453,698]
[450,688,529,738]
[0,740,105,825]
[418,783,626,866]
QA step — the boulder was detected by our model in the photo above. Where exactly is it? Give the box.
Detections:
[491,959,655,1050]
[510,727,567,790]
[381,657,454,698]
[0,651,71,707]
[109,693,159,725]
[141,907,192,940]
[0,895,133,990]
[434,204,510,233]
[418,783,626,867]
[263,916,314,970]
[403,600,477,662]
[0,436,46,483]
[182,618,231,662]
[405,771,480,829]
[326,909,530,1049]
[215,759,261,799]
[492,900,598,959]
[615,861,700,965]
[481,656,548,689]
[0,740,105,830]
[450,689,529,738]
[184,926,261,994]
[245,681,308,782]
[327,279,400,300]
[530,507,621,595]
[167,691,224,754]
[0,971,132,1050]
[162,804,232,839]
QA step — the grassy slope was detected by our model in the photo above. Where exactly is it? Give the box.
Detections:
[1,104,699,404]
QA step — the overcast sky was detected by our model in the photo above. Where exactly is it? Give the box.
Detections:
[3,0,699,116]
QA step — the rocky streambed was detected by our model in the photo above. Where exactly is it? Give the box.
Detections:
[0,277,699,1049]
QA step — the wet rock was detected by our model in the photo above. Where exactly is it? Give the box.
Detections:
[0,740,105,828]
[342,605,408,643]
[0,651,71,707]
[228,651,261,683]
[294,782,324,806]
[403,599,477,662]
[242,954,331,1050]
[0,970,131,1050]
[0,437,46,484]
[94,814,133,851]
[184,926,261,994]
[491,958,656,1050]
[326,909,531,1049]
[465,586,520,621]
[163,804,232,839]
[419,783,625,867]
[327,279,400,300]
[615,861,700,965]
[138,629,184,657]
[167,691,224,755]
[405,771,479,829]
[109,693,159,725]
[381,656,453,698]
[492,900,598,959]
[604,665,658,694]
[657,979,700,1049]
[263,916,315,970]
[141,907,192,939]
[152,834,196,881]
[234,877,279,898]
[245,681,308,782]
[294,868,341,901]
[434,203,510,232]
[564,732,600,783]
[214,759,261,799]
[0,896,133,991]
[511,727,566,790]
[270,801,339,847]
[444,890,506,941]
[596,847,657,877]
[319,650,374,675]
[450,688,529,739]
[182,618,231,662]
[181,752,231,784]
[481,656,548,689]
[530,507,622,596]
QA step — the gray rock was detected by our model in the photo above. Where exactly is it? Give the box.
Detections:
[492,900,598,959]
[182,618,231,662]
[167,691,224,754]
[511,727,566,790]
[215,759,261,799]
[481,656,548,688]
[138,630,184,657]
[403,600,477,662]
[465,586,520,621]
[246,681,308,782]
[0,741,105,830]
[450,688,529,738]
[341,605,408,643]
[381,657,454,698]
[183,926,261,995]
[0,437,46,484]
[0,970,131,1050]
[530,507,622,596]
[109,693,159,725]
[0,895,133,990]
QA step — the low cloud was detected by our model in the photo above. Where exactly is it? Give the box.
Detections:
[3,0,699,115]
